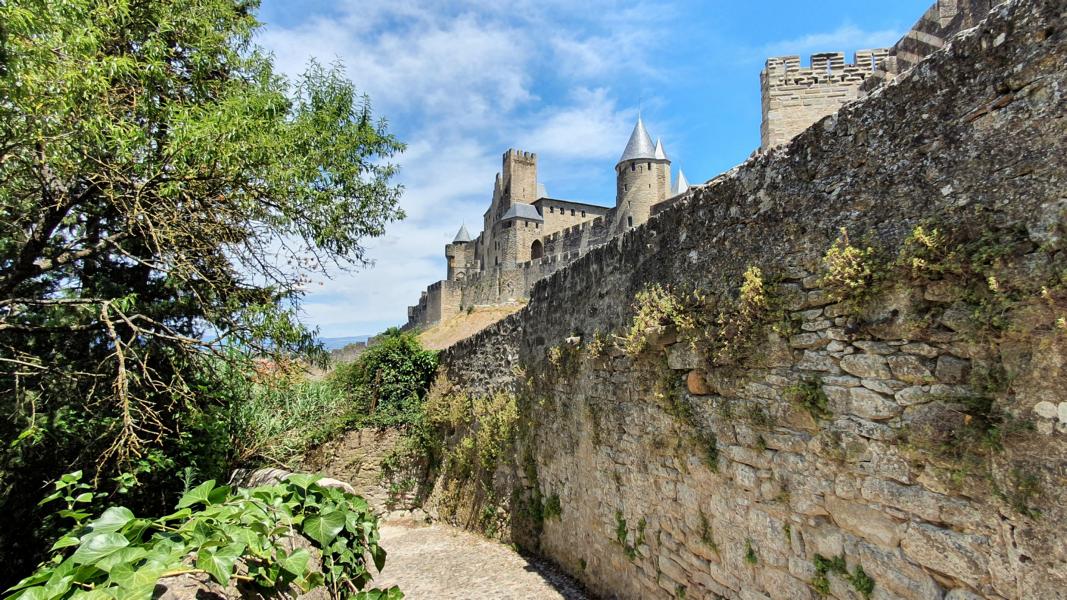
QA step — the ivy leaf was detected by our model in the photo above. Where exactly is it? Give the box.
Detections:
[195,542,245,585]
[70,533,130,565]
[370,544,387,573]
[95,547,148,572]
[284,473,319,490]
[278,548,311,576]
[108,563,164,600]
[302,510,346,546]
[50,535,81,551]
[176,480,216,508]
[207,485,231,505]
[89,506,135,533]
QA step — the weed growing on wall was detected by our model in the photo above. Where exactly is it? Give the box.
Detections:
[811,553,874,599]
[820,228,880,310]
[785,378,831,421]
[624,284,699,355]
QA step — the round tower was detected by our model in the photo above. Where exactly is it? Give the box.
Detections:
[615,117,670,230]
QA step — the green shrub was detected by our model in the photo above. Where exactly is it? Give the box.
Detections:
[330,328,439,428]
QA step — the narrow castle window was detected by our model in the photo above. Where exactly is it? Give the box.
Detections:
[631,163,636,172]
[624,184,629,191]
[647,162,651,169]
[628,216,633,228]
[570,209,575,216]
[581,210,586,217]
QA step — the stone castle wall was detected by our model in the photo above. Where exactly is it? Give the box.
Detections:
[862,0,1000,91]
[421,1,1067,598]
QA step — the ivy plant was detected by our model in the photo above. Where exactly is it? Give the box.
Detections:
[5,472,402,599]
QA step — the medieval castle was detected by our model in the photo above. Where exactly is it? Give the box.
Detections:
[405,0,1000,330]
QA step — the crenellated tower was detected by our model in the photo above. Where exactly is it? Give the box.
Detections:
[615,117,671,231]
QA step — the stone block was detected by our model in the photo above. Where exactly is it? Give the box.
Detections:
[824,496,902,548]
[935,355,970,384]
[895,386,930,406]
[849,387,901,420]
[797,351,836,372]
[887,355,934,384]
[667,343,703,370]
[900,522,990,589]
[840,354,891,379]
[901,342,941,358]
[789,332,827,349]
[687,369,711,395]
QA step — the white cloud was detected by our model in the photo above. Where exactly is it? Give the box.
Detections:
[517,88,631,160]
[257,0,674,336]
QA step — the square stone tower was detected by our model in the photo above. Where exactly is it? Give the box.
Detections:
[760,50,888,150]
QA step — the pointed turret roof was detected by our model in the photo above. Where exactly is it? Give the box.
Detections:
[673,170,690,196]
[618,116,656,164]
[453,224,472,243]
[654,138,668,161]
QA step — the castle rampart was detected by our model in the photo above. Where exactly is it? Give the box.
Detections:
[420,2,1067,597]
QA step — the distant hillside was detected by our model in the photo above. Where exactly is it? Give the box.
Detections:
[318,335,371,351]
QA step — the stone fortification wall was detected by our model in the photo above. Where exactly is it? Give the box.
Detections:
[407,212,618,330]
[421,1,1067,598]
[863,0,1000,91]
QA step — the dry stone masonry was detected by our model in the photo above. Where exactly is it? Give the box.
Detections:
[412,1,1067,598]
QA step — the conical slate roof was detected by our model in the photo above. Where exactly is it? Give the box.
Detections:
[618,116,656,164]
[673,170,689,195]
[654,138,668,161]
[453,224,472,243]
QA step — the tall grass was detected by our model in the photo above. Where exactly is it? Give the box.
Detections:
[227,377,353,467]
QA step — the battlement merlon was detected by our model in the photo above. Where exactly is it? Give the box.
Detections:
[762,49,889,79]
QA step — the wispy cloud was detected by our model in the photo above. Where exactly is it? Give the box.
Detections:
[760,24,903,61]
[258,0,675,337]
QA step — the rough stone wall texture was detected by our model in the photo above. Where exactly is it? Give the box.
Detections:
[300,428,410,513]
[863,0,1000,91]
[422,1,1067,598]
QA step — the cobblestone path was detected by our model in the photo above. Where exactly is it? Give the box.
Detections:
[373,523,592,599]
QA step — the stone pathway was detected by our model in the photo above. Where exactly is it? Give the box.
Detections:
[372,522,593,599]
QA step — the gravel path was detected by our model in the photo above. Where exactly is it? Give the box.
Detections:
[372,522,593,599]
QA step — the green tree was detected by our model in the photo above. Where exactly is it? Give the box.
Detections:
[0,0,404,582]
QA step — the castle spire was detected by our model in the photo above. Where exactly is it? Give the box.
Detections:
[618,116,656,164]
[673,170,689,196]
[453,224,472,243]
[654,138,667,161]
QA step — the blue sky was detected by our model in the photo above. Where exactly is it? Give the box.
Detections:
[256,0,931,338]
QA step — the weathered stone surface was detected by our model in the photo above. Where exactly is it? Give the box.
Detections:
[887,355,934,384]
[901,523,990,590]
[824,496,902,548]
[686,369,711,395]
[840,354,891,380]
[667,343,703,370]
[848,388,901,420]
[1033,401,1057,420]
[935,355,971,384]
